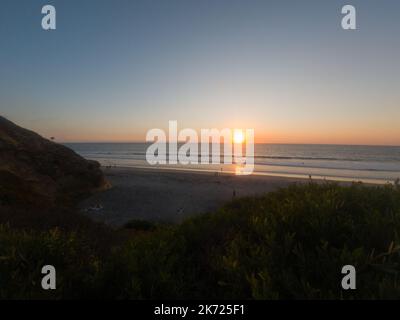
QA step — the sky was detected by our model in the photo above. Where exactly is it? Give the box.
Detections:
[1,0,399,145]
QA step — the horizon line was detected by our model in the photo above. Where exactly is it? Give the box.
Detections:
[59,141,400,148]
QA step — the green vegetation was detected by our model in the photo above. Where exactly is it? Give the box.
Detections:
[1,182,400,299]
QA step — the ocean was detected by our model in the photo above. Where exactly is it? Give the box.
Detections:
[65,143,400,184]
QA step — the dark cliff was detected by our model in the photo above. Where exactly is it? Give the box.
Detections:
[0,116,109,209]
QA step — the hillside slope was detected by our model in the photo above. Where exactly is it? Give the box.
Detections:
[0,116,109,209]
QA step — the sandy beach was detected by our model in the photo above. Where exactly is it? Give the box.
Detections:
[79,167,317,226]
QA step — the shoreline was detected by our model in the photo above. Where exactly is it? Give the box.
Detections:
[79,166,378,227]
[66,142,400,185]
[99,164,394,185]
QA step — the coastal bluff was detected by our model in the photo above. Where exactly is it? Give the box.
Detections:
[0,116,109,209]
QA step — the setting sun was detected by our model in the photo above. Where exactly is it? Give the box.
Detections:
[233,129,245,144]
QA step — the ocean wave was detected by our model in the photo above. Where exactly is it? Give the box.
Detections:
[80,151,361,162]
[81,154,400,173]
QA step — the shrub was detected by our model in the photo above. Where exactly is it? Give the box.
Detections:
[123,219,156,231]
[1,182,400,299]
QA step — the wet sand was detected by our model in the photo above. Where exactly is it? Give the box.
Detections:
[79,167,319,226]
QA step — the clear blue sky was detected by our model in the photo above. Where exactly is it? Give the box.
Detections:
[1,0,399,144]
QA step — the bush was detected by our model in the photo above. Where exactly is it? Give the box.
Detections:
[123,219,156,231]
[0,226,103,299]
[1,182,400,299]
